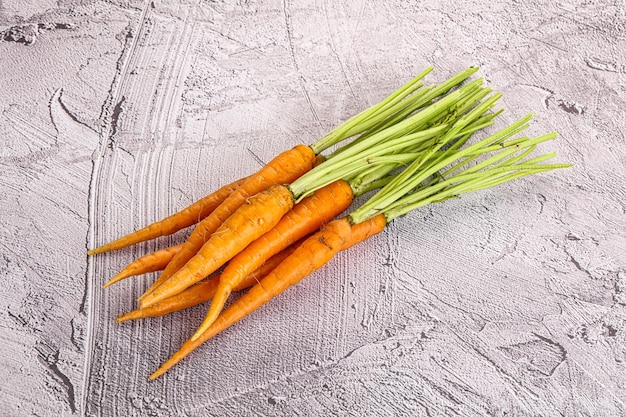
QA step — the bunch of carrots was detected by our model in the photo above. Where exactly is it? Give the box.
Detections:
[88,67,570,379]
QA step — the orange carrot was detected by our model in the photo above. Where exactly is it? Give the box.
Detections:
[103,244,184,288]
[116,242,301,322]
[140,183,297,307]
[150,218,352,380]
[192,179,355,339]
[88,177,247,255]
[140,145,317,301]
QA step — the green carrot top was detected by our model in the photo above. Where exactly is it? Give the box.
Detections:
[348,112,571,225]
[290,74,493,201]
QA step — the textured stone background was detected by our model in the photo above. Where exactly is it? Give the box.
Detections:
[1,1,625,416]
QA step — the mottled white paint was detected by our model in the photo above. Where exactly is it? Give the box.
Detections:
[1,0,625,416]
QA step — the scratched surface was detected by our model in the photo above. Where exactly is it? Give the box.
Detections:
[1,1,625,416]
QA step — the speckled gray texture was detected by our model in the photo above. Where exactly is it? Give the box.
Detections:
[1,1,624,416]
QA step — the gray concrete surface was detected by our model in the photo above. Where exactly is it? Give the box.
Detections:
[1,0,625,416]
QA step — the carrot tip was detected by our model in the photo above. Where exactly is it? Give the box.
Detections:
[88,244,111,255]
[138,298,154,309]
[137,290,153,305]
[116,310,139,322]
[190,328,204,342]
[103,271,130,289]
[149,367,166,380]
[191,302,223,341]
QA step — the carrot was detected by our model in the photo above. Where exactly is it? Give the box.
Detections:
[192,179,355,338]
[116,241,301,322]
[139,183,297,307]
[105,71,572,381]
[149,218,353,380]
[88,177,247,255]
[139,145,317,301]
[102,244,183,288]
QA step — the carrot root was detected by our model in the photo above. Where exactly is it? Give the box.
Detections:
[103,244,183,288]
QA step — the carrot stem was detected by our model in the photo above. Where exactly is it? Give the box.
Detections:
[326,67,480,159]
[350,124,571,224]
[290,79,487,200]
[309,67,436,154]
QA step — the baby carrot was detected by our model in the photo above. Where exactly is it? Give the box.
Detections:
[192,179,355,338]
[103,244,184,288]
[140,183,297,307]
[116,242,301,321]
[88,177,246,255]
[149,218,352,380]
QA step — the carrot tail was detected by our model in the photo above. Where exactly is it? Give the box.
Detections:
[103,244,183,288]
[140,184,296,308]
[88,177,246,255]
[116,279,219,322]
[192,179,355,340]
[149,218,352,380]
[116,242,301,322]
[140,144,317,300]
